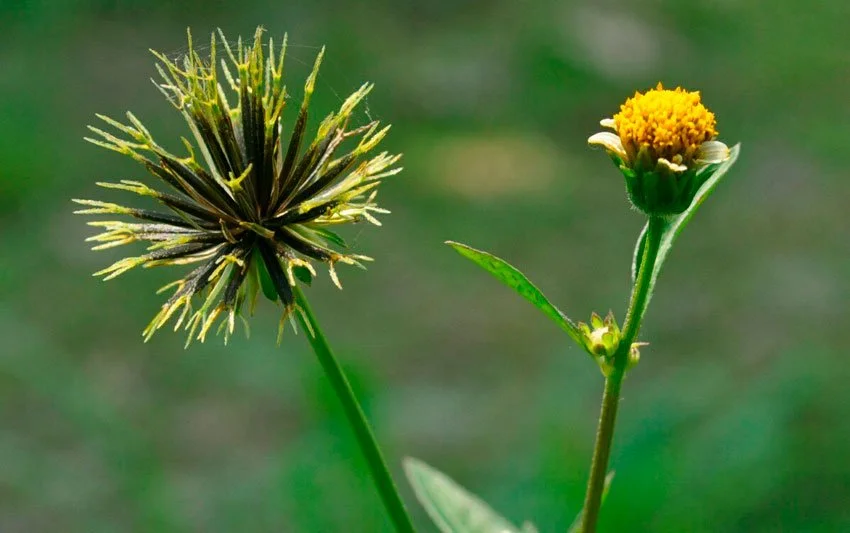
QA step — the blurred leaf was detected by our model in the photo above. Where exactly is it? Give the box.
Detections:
[566,471,616,533]
[446,241,581,345]
[404,457,528,533]
[631,144,741,311]
[520,522,539,533]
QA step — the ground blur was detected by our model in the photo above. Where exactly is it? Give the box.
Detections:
[2,1,849,531]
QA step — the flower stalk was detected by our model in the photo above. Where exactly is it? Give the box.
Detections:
[293,286,416,533]
[76,26,413,531]
[580,216,664,532]
[580,366,624,533]
[405,83,738,533]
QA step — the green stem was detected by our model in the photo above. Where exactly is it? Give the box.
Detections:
[293,285,416,533]
[580,216,665,533]
[579,367,623,533]
[621,216,665,344]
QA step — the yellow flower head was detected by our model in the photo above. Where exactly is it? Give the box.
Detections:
[614,83,717,167]
[589,83,730,215]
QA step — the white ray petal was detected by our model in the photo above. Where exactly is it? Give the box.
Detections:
[657,157,688,173]
[587,131,627,159]
[696,140,730,165]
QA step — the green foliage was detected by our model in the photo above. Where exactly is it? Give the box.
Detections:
[403,457,531,533]
[254,247,279,301]
[293,265,313,286]
[403,457,615,533]
[446,241,581,345]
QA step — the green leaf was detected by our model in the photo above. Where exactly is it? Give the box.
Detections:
[293,265,313,285]
[446,241,581,345]
[566,471,615,533]
[632,143,740,315]
[631,223,647,285]
[311,226,348,248]
[403,457,524,533]
[253,248,279,302]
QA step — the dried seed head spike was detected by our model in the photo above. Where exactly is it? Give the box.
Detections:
[76,37,415,532]
[76,26,400,344]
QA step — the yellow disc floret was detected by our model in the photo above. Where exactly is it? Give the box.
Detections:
[614,82,717,165]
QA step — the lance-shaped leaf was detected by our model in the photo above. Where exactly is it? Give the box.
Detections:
[404,457,533,533]
[630,143,741,317]
[446,241,581,345]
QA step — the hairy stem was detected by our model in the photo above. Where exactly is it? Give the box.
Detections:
[580,216,664,532]
[620,216,665,344]
[293,285,416,533]
[579,368,623,533]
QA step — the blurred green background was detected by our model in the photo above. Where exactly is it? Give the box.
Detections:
[2,0,849,531]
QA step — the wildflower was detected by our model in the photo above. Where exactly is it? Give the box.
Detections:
[74,27,401,344]
[588,83,729,215]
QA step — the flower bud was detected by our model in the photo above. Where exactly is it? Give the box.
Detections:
[627,342,648,370]
[578,311,621,359]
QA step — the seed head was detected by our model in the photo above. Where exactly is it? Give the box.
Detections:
[74,27,401,345]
